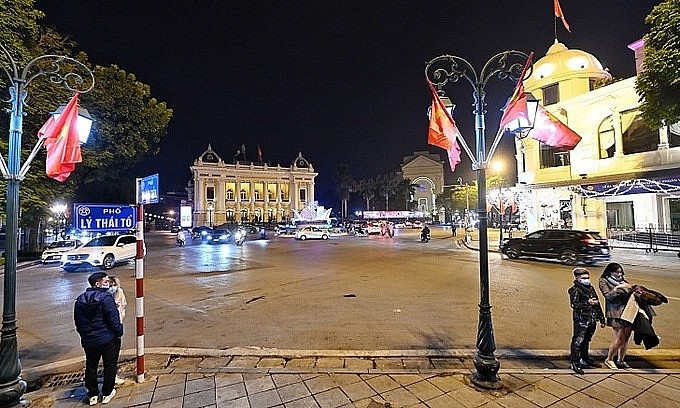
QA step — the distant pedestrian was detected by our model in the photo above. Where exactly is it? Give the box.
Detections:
[74,272,123,405]
[568,268,605,374]
[599,262,635,369]
[452,224,457,236]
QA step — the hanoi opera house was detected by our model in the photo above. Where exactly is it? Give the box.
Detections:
[188,145,317,225]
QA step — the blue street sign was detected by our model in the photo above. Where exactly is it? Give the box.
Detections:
[73,203,137,232]
[137,173,159,204]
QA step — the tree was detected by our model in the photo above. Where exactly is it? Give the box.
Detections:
[435,190,454,223]
[376,171,401,211]
[333,164,354,220]
[355,177,376,211]
[0,2,172,251]
[396,178,416,211]
[636,0,680,129]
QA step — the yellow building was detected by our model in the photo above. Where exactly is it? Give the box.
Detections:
[515,40,680,233]
[188,145,317,226]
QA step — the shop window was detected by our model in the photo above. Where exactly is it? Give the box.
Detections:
[226,209,235,221]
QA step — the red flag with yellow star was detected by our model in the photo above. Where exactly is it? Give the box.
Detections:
[39,93,82,182]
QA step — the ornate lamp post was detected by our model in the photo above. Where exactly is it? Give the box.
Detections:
[0,43,94,406]
[425,51,536,389]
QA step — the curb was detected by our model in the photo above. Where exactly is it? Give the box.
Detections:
[22,347,680,379]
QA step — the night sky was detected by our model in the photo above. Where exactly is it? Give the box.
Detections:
[36,1,659,206]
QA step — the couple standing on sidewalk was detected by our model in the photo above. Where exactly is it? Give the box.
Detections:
[568,262,666,374]
[74,272,127,405]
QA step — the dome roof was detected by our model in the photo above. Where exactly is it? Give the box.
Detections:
[525,41,611,91]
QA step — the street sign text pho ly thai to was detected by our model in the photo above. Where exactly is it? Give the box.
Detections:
[74,203,137,232]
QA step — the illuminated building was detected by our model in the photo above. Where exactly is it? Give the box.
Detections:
[515,40,680,233]
[401,151,444,218]
[188,145,317,226]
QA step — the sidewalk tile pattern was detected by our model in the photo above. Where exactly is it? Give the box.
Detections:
[27,354,680,408]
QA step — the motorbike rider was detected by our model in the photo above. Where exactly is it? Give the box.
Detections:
[421,225,431,241]
[176,228,186,246]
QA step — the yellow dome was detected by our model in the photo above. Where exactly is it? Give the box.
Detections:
[525,41,611,91]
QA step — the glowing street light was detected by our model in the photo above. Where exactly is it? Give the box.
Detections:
[425,50,535,389]
[0,43,94,405]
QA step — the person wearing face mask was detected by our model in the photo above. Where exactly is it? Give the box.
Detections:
[108,276,127,385]
[74,272,123,405]
[568,268,605,374]
[599,262,635,369]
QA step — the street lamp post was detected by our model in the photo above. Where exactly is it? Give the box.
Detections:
[0,43,94,406]
[426,51,534,389]
[456,177,470,230]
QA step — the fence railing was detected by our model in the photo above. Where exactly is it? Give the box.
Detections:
[606,227,680,252]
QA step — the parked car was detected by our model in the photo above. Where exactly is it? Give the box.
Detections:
[295,226,329,240]
[206,229,231,244]
[41,239,83,263]
[366,222,382,235]
[62,234,140,272]
[170,225,181,233]
[500,229,610,265]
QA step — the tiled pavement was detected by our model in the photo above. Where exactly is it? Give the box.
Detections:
[24,349,680,407]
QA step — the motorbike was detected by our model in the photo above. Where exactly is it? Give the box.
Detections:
[420,231,430,243]
[233,228,246,246]
[176,237,186,247]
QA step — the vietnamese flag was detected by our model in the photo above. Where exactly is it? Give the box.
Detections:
[39,93,82,182]
[426,79,462,172]
[499,52,534,130]
[529,104,581,150]
[554,0,571,32]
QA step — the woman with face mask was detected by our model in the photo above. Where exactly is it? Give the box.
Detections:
[108,276,127,385]
[599,262,634,369]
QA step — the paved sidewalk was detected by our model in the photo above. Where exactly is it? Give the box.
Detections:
[23,348,680,407]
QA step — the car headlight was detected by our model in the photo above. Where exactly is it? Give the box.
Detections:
[220,234,228,240]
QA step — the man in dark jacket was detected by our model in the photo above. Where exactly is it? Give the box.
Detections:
[568,268,606,374]
[74,272,124,405]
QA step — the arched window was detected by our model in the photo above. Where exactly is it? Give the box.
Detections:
[226,189,234,200]
[598,118,615,159]
[240,189,247,200]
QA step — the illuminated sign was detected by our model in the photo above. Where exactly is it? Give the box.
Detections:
[180,205,192,228]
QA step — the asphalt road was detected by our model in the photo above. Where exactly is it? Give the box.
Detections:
[5,227,680,369]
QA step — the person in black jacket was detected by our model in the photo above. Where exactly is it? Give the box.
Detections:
[74,272,124,405]
[568,268,605,374]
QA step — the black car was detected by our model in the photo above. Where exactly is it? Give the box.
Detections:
[500,229,610,265]
[191,226,213,240]
[206,229,231,244]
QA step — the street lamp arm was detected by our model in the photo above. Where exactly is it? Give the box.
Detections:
[0,44,95,93]
[425,50,530,94]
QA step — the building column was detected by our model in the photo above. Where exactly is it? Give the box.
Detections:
[235,180,242,222]
[658,126,670,150]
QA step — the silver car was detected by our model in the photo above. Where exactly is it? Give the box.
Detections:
[295,226,329,241]
[41,239,83,263]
